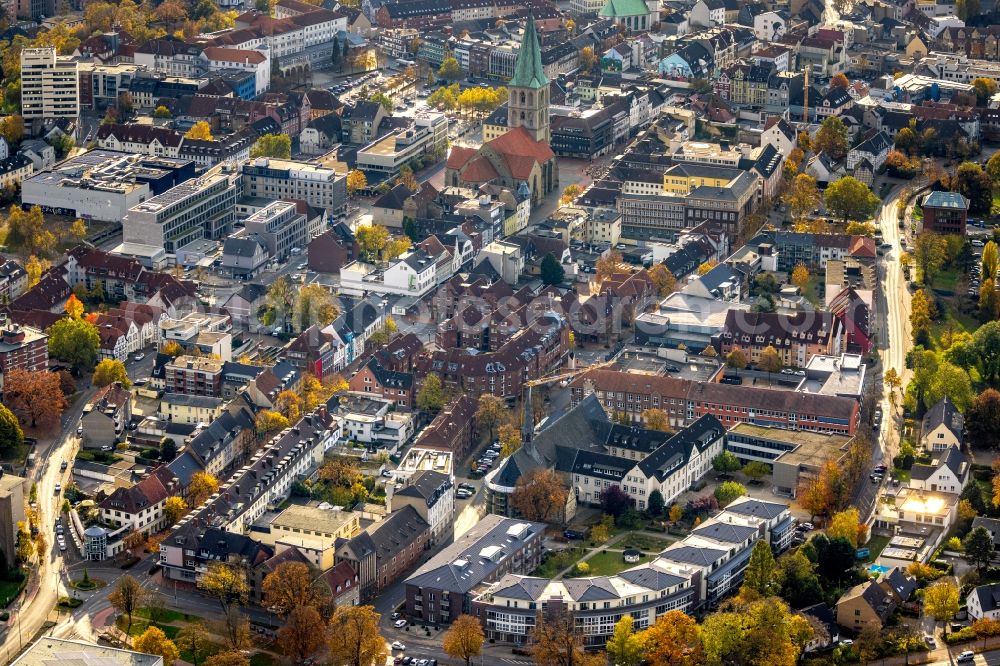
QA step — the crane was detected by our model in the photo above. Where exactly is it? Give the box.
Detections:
[520,351,623,445]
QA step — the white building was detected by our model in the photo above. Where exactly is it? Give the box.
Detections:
[241,157,347,215]
[390,470,454,546]
[355,112,448,181]
[968,583,1000,620]
[339,249,437,298]
[21,47,79,120]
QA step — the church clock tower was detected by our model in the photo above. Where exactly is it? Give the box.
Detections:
[507,15,550,144]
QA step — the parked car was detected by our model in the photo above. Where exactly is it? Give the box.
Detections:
[391,642,406,650]
[957,651,975,663]
[564,530,582,540]
[394,619,407,628]
[54,483,61,494]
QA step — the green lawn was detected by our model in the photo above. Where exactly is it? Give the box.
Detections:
[914,204,923,221]
[0,572,26,606]
[532,548,585,578]
[583,550,654,576]
[120,618,181,639]
[933,268,960,293]
[930,303,978,350]
[617,533,673,553]
[134,607,190,623]
[802,275,822,307]
[863,534,891,563]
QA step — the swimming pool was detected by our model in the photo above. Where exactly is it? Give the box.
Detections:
[868,563,891,576]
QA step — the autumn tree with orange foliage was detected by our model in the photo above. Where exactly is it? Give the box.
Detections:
[3,368,67,428]
[530,612,604,666]
[510,469,568,524]
[639,610,704,666]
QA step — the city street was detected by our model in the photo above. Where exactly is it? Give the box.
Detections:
[874,184,914,485]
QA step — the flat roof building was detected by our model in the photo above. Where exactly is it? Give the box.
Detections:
[124,163,241,252]
[21,47,79,120]
[726,422,853,496]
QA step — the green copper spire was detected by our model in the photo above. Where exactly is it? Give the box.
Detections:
[508,15,549,90]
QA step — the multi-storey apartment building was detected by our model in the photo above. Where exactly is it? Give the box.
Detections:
[570,368,860,435]
[20,47,79,120]
[717,310,844,368]
[124,164,242,253]
[405,516,545,625]
[241,158,347,216]
[0,324,48,374]
[242,201,311,262]
[164,355,224,396]
[472,497,794,646]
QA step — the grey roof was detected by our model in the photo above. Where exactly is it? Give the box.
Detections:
[339,504,428,563]
[691,520,758,544]
[724,497,788,520]
[395,470,452,508]
[166,450,204,486]
[973,517,1000,546]
[404,514,545,594]
[973,583,1000,613]
[489,574,551,601]
[922,396,964,442]
[636,415,724,483]
[661,544,726,566]
[616,566,686,589]
[161,392,223,409]
[223,236,266,258]
[557,447,631,482]
[878,567,916,602]
[923,191,969,210]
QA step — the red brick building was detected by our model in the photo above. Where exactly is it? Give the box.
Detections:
[413,394,479,459]
[921,191,969,236]
[0,324,48,375]
[164,355,224,397]
[348,357,414,409]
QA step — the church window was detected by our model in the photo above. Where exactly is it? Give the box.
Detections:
[520,111,525,120]
[520,92,525,104]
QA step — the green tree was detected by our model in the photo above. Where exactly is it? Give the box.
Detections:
[605,616,645,666]
[925,360,974,412]
[964,526,994,572]
[540,253,565,285]
[815,116,849,160]
[742,461,770,482]
[369,92,394,113]
[987,150,1000,185]
[0,404,23,453]
[647,489,665,517]
[714,480,747,506]
[249,133,291,159]
[824,176,881,223]
[47,318,100,370]
[777,550,824,608]
[976,321,1000,383]
[914,232,947,286]
[712,451,742,473]
[953,161,993,215]
[742,539,778,596]
[416,373,446,412]
[438,56,462,82]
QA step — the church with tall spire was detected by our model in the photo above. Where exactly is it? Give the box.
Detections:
[445,16,558,205]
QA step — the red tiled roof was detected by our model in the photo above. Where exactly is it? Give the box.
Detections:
[487,127,555,178]
[446,145,477,170]
[460,156,500,182]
